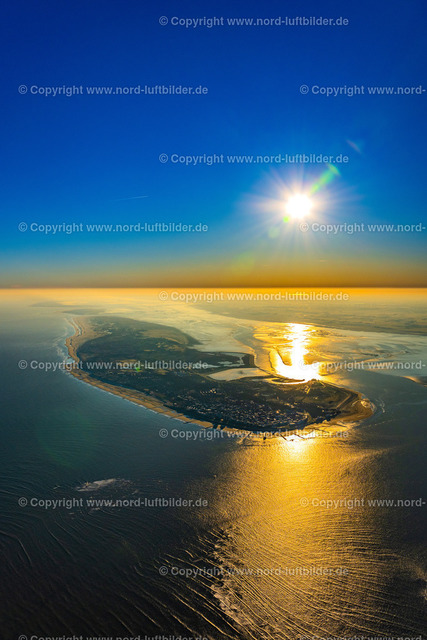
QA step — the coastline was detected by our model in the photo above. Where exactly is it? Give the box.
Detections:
[65,316,216,430]
[65,315,374,440]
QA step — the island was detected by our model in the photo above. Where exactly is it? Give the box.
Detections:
[65,316,373,435]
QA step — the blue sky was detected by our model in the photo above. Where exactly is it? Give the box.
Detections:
[2,0,426,286]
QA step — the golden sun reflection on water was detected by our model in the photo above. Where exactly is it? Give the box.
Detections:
[207,437,393,639]
[270,323,321,382]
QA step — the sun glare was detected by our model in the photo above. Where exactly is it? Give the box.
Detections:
[270,323,320,382]
[285,194,313,220]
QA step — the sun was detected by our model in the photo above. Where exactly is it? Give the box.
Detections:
[285,194,313,220]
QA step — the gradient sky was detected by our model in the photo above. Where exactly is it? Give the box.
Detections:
[1,0,426,287]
